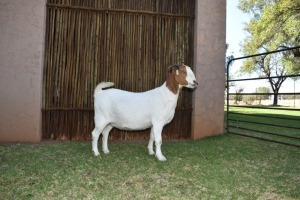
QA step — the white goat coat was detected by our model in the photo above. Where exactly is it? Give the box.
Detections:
[94,82,179,130]
[92,65,197,161]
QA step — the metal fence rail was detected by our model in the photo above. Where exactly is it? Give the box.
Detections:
[226,46,300,147]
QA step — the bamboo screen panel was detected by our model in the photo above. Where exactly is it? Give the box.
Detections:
[42,0,195,140]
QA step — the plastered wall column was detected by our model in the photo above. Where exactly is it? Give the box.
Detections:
[192,0,226,139]
[0,0,47,142]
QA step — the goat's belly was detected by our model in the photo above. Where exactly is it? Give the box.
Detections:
[110,120,152,131]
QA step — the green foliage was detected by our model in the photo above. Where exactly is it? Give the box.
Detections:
[239,0,300,52]
[238,0,300,105]
[241,86,271,105]
[255,86,271,103]
[234,86,244,104]
[256,86,270,93]
[238,0,300,73]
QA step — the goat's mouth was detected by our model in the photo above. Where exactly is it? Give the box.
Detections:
[189,80,198,88]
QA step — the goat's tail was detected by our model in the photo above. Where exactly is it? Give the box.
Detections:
[94,82,114,95]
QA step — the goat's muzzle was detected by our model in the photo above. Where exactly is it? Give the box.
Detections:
[191,80,198,87]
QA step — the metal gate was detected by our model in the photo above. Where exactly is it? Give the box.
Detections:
[226,46,300,147]
[42,0,195,140]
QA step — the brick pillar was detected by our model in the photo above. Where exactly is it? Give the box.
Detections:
[191,0,226,139]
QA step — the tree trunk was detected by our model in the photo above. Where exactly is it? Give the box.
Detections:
[273,92,278,105]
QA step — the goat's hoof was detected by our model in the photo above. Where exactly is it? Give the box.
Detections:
[148,149,155,155]
[157,155,167,161]
[94,152,100,156]
[103,149,110,154]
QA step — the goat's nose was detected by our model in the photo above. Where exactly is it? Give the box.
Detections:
[193,80,198,85]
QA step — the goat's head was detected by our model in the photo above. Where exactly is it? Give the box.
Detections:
[166,64,198,94]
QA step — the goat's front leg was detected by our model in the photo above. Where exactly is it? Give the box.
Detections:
[147,127,155,155]
[153,125,166,161]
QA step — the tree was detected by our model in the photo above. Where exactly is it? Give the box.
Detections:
[255,86,270,104]
[238,0,300,105]
[234,86,244,104]
[242,94,256,105]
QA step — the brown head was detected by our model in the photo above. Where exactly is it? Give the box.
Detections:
[166,64,198,94]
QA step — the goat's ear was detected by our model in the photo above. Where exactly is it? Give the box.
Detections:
[168,64,181,74]
[175,70,188,85]
[168,65,175,74]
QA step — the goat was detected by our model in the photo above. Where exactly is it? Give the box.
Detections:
[92,64,198,161]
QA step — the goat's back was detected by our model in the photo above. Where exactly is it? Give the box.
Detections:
[94,86,177,130]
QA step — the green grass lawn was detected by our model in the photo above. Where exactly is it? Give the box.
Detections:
[1,135,300,199]
[226,105,300,146]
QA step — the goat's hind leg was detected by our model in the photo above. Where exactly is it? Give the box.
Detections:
[92,127,102,156]
[92,122,107,156]
[102,125,113,154]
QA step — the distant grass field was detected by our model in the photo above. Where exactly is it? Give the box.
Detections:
[225,105,300,146]
[1,135,300,199]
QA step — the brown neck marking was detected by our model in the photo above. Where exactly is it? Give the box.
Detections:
[166,65,187,94]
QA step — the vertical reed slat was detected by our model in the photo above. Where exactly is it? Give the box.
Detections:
[42,0,195,141]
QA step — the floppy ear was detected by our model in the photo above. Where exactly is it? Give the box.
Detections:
[167,66,173,74]
[168,65,177,74]
[174,69,188,85]
[166,64,181,94]
[168,64,184,74]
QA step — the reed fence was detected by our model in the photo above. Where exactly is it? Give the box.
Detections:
[42,0,195,140]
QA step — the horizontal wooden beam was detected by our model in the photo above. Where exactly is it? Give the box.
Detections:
[46,3,195,18]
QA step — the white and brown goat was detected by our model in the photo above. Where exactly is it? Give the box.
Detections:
[92,64,198,161]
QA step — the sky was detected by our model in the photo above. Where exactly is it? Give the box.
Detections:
[226,0,249,58]
[226,0,299,93]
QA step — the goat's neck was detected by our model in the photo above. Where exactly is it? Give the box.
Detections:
[165,74,183,95]
[161,82,180,102]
